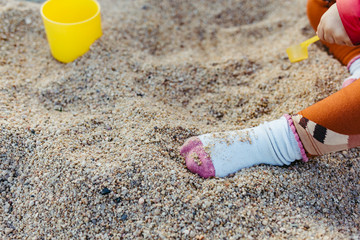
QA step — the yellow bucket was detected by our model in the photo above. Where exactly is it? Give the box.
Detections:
[41,0,102,63]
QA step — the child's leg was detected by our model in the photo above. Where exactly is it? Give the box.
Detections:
[294,79,360,155]
[180,79,360,178]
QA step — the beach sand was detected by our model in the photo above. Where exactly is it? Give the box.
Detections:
[0,0,359,239]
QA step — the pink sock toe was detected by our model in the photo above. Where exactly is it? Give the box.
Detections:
[180,137,216,178]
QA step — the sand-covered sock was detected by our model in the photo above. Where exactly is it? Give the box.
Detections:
[180,116,304,178]
[343,57,360,88]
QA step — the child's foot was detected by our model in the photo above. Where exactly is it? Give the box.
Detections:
[180,116,305,178]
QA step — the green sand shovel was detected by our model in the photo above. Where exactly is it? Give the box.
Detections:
[286,35,320,63]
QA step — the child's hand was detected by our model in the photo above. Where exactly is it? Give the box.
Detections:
[316,3,353,46]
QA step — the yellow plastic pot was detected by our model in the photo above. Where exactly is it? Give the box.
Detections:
[41,0,102,63]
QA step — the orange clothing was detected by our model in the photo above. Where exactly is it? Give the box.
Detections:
[299,79,360,135]
[307,0,360,65]
[290,0,360,158]
[301,0,360,135]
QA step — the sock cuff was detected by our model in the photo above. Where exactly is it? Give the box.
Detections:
[283,114,309,162]
[347,55,360,71]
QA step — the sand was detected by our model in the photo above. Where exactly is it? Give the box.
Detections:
[0,0,359,239]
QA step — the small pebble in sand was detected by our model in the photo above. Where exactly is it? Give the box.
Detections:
[121,213,128,221]
[25,17,31,24]
[182,229,190,235]
[5,228,13,234]
[100,187,111,195]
